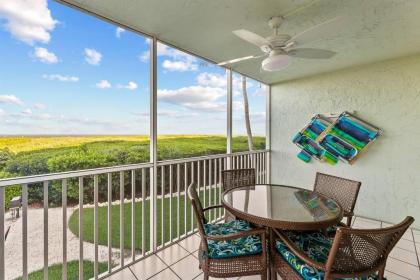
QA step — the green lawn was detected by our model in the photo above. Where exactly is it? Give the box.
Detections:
[13,260,107,280]
[68,189,221,252]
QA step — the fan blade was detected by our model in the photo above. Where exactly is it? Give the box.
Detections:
[287,48,336,59]
[218,55,263,66]
[288,16,345,46]
[233,29,269,48]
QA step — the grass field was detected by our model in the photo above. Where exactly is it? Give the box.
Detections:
[13,260,107,280]
[68,189,220,251]
[0,135,220,154]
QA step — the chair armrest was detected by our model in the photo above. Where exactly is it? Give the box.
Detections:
[205,228,266,242]
[203,204,224,212]
[275,230,326,271]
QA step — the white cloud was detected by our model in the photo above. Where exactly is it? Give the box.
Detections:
[196,72,226,88]
[0,108,6,117]
[119,81,138,90]
[33,47,58,64]
[42,74,79,82]
[115,27,125,38]
[140,43,199,72]
[21,108,32,116]
[158,86,226,112]
[162,59,198,72]
[125,81,138,90]
[33,103,47,110]
[84,48,102,65]
[96,80,111,89]
[0,94,23,105]
[0,0,57,45]
[132,109,197,119]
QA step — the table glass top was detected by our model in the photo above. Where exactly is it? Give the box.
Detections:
[223,184,341,223]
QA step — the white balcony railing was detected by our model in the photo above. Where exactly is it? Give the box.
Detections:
[0,150,269,280]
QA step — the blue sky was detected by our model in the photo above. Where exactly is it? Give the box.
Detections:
[0,0,266,136]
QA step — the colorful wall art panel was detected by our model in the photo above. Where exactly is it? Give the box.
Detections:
[293,112,382,165]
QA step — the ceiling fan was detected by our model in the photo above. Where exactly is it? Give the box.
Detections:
[218,16,344,72]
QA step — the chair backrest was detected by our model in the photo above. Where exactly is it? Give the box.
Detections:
[222,168,256,192]
[326,216,414,275]
[314,172,361,215]
[187,183,207,237]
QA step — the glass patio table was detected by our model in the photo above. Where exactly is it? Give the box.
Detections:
[222,184,343,230]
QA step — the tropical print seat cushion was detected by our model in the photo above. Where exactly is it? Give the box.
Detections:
[275,231,385,280]
[204,220,262,259]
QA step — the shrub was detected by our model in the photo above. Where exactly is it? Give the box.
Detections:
[0,148,13,169]
[0,171,21,209]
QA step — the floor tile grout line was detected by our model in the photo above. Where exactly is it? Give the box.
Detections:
[155,249,195,279]
[128,266,140,280]
[388,255,419,267]
[167,253,201,280]
[155,252,182,280]
[385,269,411,280]
[137,253,168,280]
[394,244,417,254]
[410,229,420,270]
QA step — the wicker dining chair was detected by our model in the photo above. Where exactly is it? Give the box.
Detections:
[222,168,256,192]
[187,183,267,280]
[221,168,256,221]
[314,172,361,227]
[271,216,414,280]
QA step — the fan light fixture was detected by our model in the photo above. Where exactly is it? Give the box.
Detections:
[218,15,343,71]
[262,54,291,72]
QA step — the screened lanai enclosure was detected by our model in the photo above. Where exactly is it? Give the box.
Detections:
[0,0,420,280]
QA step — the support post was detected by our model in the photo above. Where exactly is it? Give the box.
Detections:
[150,36,158,252]
[226,69,233,169]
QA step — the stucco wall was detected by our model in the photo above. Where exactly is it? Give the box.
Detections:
[270,54,420,228]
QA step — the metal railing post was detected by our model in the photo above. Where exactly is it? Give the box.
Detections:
[266,85,271,184]
[149,36,158,252]
[226,69,233,170]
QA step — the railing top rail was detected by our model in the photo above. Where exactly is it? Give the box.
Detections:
[0,150,269,187]
[156,149,269,166]
[0,162,153,187]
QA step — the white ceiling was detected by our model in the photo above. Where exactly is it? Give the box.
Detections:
[58,0,420,85]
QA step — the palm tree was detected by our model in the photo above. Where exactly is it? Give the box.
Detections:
[241,76,253,151]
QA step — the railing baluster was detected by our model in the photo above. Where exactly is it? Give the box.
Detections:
[203,160,207,219]
[161,166,165,245]
[79,178,84,280]
[262,152,265,183]
[141,169,146,256]
[256,153,260,184]
[43,181,49,280]
[62,180,67,280]
[190,162,194,232]
[131,170,136,261]
[94,175,99,279]
[197,161,201,224]
[119,171,124,267]
[184,163,187,235]
[176,164,180,239]
[169,165,173,241]
[0,188,4,280]
[208,159,212,222]
[107,173,112,273]
[22,184,28,280]
[213,158,217,221]
[261,152,264,183]
[218,158,222,218]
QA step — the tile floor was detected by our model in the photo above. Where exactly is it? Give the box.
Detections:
[105,216,420,280]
